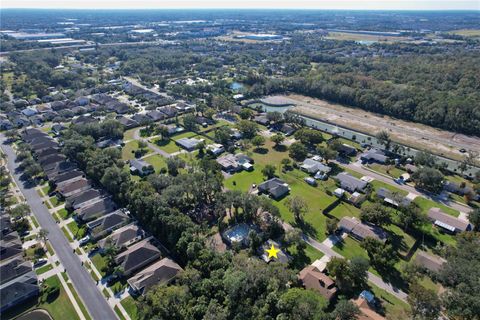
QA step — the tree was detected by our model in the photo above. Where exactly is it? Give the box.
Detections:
[238,108,254,120]
[204,107,216,119]
[316,145,338,163]
[397,203,426,231]
[247,230,262,255]
[286,196,308,223]
[289,142,308,161]
[236,120,258,139]
[138,140,148,149]
[333,299,360,320]
[439,233,480,319]
[266,111,283,124]
[415,151,436,168]
[326,218,337,235]
[412,167,444,193]
[167,157,186,176]
[262,164,276,179]
[36,228,49,248]
[280,158,291,171]
[183,114,198,132]
[376,130,391,150]
[468,208,480,231]
[361,237,398,271]
[140,285,189,320]
[294,128,323,146]
[271,134,285,148]
[407,283,441,320]
[276,288,327,320]
[360,202,392,226]
[9,203,30,220]
[156,124,170,141]
[327,256,369,294]
[251,135,266,149]
[214,126,233,146]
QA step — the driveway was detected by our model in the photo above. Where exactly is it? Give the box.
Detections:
[0,134,118,320]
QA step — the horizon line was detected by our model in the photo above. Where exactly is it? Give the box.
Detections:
[1,7,479,11]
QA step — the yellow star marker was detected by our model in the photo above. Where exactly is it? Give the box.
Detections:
[266,244,280,259]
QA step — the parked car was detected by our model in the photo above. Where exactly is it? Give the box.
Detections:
[304,177,317,186]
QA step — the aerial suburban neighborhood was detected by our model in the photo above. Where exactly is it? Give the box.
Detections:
[1,6,480,320]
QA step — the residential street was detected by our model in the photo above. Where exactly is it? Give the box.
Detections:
[0,134,118,320]
[339,160,472,214]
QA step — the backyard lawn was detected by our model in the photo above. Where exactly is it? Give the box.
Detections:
[144,154,167,173]
[413,197,460,217]
[121,140,152,160]
[90,253,107,276]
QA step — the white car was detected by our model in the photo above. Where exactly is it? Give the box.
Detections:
[79,235,91,246]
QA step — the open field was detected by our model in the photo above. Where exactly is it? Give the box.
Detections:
[325,32,409,42]
[449,29,480,37]
[278,94,480,162]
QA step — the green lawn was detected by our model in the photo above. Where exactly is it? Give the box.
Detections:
[123,128,138,141]
[30,216,39,228]
[49,196,64,208]
[333,236,369,261]
[369,163,406,179]
[144,154,167,173]
[67,221,81,238]
[122,140,152,160]
[413,197,460,217]
[150,137,182,154]
[369,284,410,319]
[114,306,127,320]
[62,227,73,242]
[384,224,417,257]
[41,185,52,196]
[328,202,362,220]
[57,208,69,220]
[371,180,408,197]
[90,254,107,277]
[35,264,53,275]
[121,296,139,320]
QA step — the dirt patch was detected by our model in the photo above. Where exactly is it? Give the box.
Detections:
[276,94,480,162]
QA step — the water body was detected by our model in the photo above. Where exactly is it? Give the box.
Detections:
[16,309,52,320]
[254,103,477,177]
[230,82,244,91]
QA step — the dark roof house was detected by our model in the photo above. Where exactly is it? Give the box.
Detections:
[427,208,471,233]
[299,265,337,301]
[115,238,162,276]
[127,257,182,295]
[338,217,388,242]
[87,210,130,240]
[98,224,145,250]
[258,178,290,199]
[334,172,368,193]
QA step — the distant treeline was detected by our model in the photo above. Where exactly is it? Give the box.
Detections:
[249,53,480,136]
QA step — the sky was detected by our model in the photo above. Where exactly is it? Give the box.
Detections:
[1,0,479,10]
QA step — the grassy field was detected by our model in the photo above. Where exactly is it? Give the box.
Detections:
[413,197,460,217]
[122,140,153,160]
[369,284,410,319]
[121,296,139,320]
[144,154,167,173]
[369,163,406,179]
[449,29,480,37]
[123,128,138,141]
[56,208,69,220]
[150,137,181,154]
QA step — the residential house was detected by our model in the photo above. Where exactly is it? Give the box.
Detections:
[301,158,331,175]
[131,114,152,125]
[176,137,204,151]
[338,217,388,243]
[299,265,338,302]
[21,107,38,117]
[258,178,290,199]
[427,208,471,233]
[0,257,32,285]
[75,198,116,223]
[38,154,66,167]
[352,296,386,320]
[57,178,91,198]
[115,238,162,276]
[51,170,84,186]
[0,271,39,313]
[146,110,166,122]
[361,149,388,164]
[66,189,105,210]
[376,188,411,207]
[337,143,357,156]
[45,162,78,180]
[0,238,23,261]
[50,124,66,136]
[334,172,368,193]
[96,138,123,149]
[414,250,446,273]
[72,115,96,125]
[207,143,225,156]
[129,159,154,176]
[97,224,145,250]
[127,257,182,295]
[117,116,138,129]
[216,154,241,172]
[405,164,418,173]
[254,115,269,126]
[87,209,130,240]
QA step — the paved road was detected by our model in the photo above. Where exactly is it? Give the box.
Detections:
[132,128,172,158]
[339,160,472,214]
[0,135,118,320]
[279,220,409,302]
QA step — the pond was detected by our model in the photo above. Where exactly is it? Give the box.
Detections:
[230,82,244,91]
[16,309,52,320]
